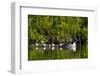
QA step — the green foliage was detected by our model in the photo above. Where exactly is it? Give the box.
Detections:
[28,15,88,60]
[28,15,88,45]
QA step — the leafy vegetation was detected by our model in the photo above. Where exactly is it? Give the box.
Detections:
[28,15,88,60]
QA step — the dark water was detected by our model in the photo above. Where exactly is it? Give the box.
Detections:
[28,44,88,60]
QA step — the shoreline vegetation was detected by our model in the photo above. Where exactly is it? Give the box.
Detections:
[28,15,88,60]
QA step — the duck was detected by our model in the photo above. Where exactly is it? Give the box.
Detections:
[65,42,76,52]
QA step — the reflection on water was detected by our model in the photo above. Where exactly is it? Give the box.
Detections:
[28,43,88,60]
